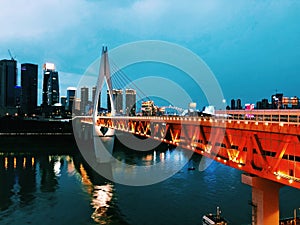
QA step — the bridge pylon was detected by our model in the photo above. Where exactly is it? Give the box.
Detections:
[242,173,283,225]
[93,46,115,163]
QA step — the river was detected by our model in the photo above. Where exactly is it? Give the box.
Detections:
[0,136,299,225]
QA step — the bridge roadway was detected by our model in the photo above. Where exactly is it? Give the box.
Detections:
[80,109,300,225]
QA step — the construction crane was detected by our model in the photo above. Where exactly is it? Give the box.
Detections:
[8,49,16,60]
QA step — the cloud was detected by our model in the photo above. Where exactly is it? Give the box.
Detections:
[0,0,88,41]
[1,0,299,105]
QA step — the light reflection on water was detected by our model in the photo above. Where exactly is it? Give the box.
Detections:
[0,145,300,225]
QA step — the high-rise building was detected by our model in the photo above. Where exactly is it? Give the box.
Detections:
[271,93,283,109]
[125,89,136,116]
[230,99,235,110]
[236,99,242,110]
[92,86,97,105]
[0,59,17,111]
[80,87,89,114]
[107,89,123,114]
[42,63,59,106]
[261,99,269,109]
[61,96,67,108]
[66,87,76,112]
[21,63,38,115]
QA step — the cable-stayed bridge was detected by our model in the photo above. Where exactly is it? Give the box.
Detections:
[74,47,300,225]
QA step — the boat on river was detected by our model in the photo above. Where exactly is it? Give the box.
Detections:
[202,207,228,225]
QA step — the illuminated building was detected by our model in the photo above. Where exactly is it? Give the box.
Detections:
[42,63,59,106]
[21,63,38,115]
[141,100,155,116]
[271,93,283,109]
[125,89,136,116]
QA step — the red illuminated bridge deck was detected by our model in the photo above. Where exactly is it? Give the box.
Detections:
[81,109,300,189]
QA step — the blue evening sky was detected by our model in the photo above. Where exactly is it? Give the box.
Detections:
[0,0,299,107]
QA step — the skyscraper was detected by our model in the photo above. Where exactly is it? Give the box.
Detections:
[236,99,242,110]
[0,59,17,111]
[21,63,38,115]
[61,96,67,108]
[230,99,236,110]
[107,89,123,114]
[92,86,97,106]
[80,87,89,114]
[271,93,283,109]
[66,87,76,112]
[42,63,59,106]
[125,89,136,116]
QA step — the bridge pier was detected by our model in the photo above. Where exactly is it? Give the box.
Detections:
[242,173,283,225]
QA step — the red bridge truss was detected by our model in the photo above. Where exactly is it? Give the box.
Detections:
[90,109,300,189]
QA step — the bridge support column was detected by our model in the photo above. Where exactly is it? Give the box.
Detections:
[242,173,283,225]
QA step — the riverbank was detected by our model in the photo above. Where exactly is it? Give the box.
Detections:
[0,117,72,134]
[0,135,78,154]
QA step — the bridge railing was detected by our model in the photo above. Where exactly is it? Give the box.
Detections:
[216,109,300,125]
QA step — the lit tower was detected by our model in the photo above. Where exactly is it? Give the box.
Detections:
[42,63,59,106]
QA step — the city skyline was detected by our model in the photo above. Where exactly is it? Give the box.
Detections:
[0,1,299,107]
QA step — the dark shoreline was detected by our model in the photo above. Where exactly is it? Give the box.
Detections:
[0,134,79,154]
[0,117,73,134]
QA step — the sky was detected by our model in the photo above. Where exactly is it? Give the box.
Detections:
[0,0,299,108]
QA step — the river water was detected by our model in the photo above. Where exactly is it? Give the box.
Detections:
[0,136,299,225]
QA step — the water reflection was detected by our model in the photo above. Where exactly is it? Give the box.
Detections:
[0,155,37,211]
[74,158,115,224]
[0,152,121,225]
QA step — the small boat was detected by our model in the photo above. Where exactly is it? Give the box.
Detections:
[202,207,228,225]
